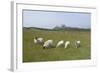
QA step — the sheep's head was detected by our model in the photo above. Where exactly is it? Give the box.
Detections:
[43,46,46,49]
[34,39,37,44]
[34,37,38,39]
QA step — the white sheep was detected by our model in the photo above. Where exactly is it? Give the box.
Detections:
[34,37,44,44]
[43,40,53,49]
[64,41,70,48]
[56,40,64,47]
[75,41,80,48]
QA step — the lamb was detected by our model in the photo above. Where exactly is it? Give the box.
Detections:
[56,40,64,47]
[43,40,54,49]
[64,41,70,48]
[34,37,44,44]
[75,41,80,48]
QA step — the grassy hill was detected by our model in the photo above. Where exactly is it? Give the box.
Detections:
[24,27,90,31]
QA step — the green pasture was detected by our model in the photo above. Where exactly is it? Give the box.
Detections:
[23,28,91,62]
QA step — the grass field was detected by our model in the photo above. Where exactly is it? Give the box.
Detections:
[23,27,91,62]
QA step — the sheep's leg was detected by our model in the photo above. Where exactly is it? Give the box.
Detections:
[67,45,70,48]
[77,44,80,48]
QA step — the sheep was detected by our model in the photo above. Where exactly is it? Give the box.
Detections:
[64,41,70,48]
[75,41,80,48]
[43,40,54,49]
[56,40,64,48]
[34,37,44,45]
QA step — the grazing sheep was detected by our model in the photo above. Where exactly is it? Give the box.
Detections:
[34,37,44,44]
[56,40,64,47]
[75,41,80,48]
[43,40,53,49]
[64,41,70,48]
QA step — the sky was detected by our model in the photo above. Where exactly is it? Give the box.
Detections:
[23,10,91,29]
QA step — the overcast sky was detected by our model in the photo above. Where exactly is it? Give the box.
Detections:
[23,10,91,29]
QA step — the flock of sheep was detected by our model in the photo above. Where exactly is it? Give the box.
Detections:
[34,37,80,49]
